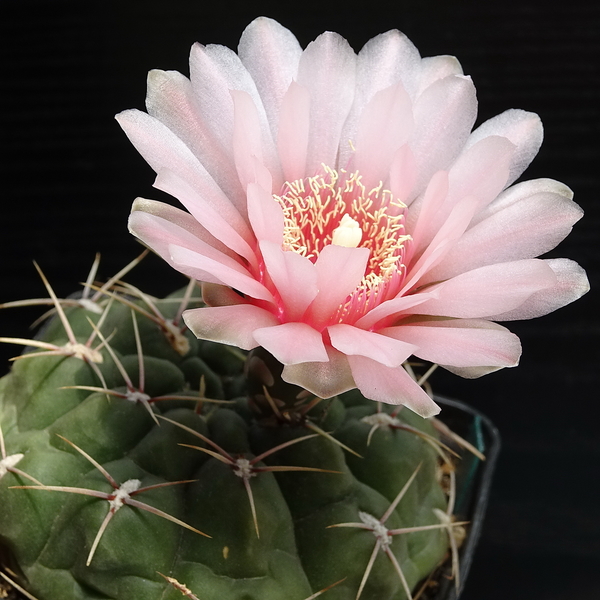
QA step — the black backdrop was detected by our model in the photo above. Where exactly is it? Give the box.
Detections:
[1,1,599,598]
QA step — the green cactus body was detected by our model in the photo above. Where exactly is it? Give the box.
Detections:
[0,286,457,600]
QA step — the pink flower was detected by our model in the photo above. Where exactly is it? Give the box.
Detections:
[117,17,589,417]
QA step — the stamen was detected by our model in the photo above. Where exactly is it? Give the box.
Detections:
[273,166,412,324]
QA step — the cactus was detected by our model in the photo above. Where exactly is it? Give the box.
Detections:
[0,259,472,600]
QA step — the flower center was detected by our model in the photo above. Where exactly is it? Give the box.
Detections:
[274,167,411,322]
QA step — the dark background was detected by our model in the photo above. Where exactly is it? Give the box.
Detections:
[1,1,598,598]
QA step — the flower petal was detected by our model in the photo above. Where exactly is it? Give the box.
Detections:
[277,81,311,182]
[328,324,416,368]
[416,55,463,96]
[381,319,521,369]
[260,241,318,321]
[231,90,281,191]
[201,282,246,307]
[409,74,477,193]
[296,31,356,172]
[253,323,328,364]
[282,346,355,398]
[129,202,239,285]
[388,144,417,203]
[466,109,543,187]
[246,182,284,246]
[306,245,369,328]
[428,178,584,281]
[347,356,440,417]
[488,258,590,321]
[446,135,514,211]
[403,195,479,292]
[189,42,270,155]
[153,169,256,264]
[183,305,279,350]
[238,17,303,139]
[169,244,274,303]
[116,109,252,233]
[355,291,438,330]
[354,82,414,189]
[416,259,558,318]
[339,28,420,169]
[144,69,243,207]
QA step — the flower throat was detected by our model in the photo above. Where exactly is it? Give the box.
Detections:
[273,167,412,322]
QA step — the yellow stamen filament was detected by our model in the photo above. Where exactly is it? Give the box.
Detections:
[273,166,412,323]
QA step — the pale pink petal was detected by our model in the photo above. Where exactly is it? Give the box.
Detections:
[466,109,543,187]
[415,56,463,96]
[129,197,230,256]
[347,356,440,417]
[408,137,513,267]
[488,259,590,321]
[296,31,356,172]
[277,81,311,182]
[473,177,575,226]
[201,282,246,307]
[282,346,355,398]
[416,259,558,318]
[231,90,265,187]
[355,291,438,330]
[354,83,414,189]
[253,323,328,364]
[247,184,284,245]
[328,324,416,368]
[405,170,449,245]
[409,75,477,193]
[144,69,244,207]
[154,169,256,264]
[238,17,303,139]
[446,135,514,210]
[356,29,421,98]
[381,319,521,369]
[402,195,479,291]
[231,90,282,190]
[305,245,369,328]
[339,29,420,168]
[129,204,239,285]
[183,305,279,350]
[260,241,318,321]
[116,109,252,232]
[189,42,270,153]
[387,144,417,204]
[168,245,274,303]
[427,179,584,281]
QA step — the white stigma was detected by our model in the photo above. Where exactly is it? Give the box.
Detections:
[331,214,363,248]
